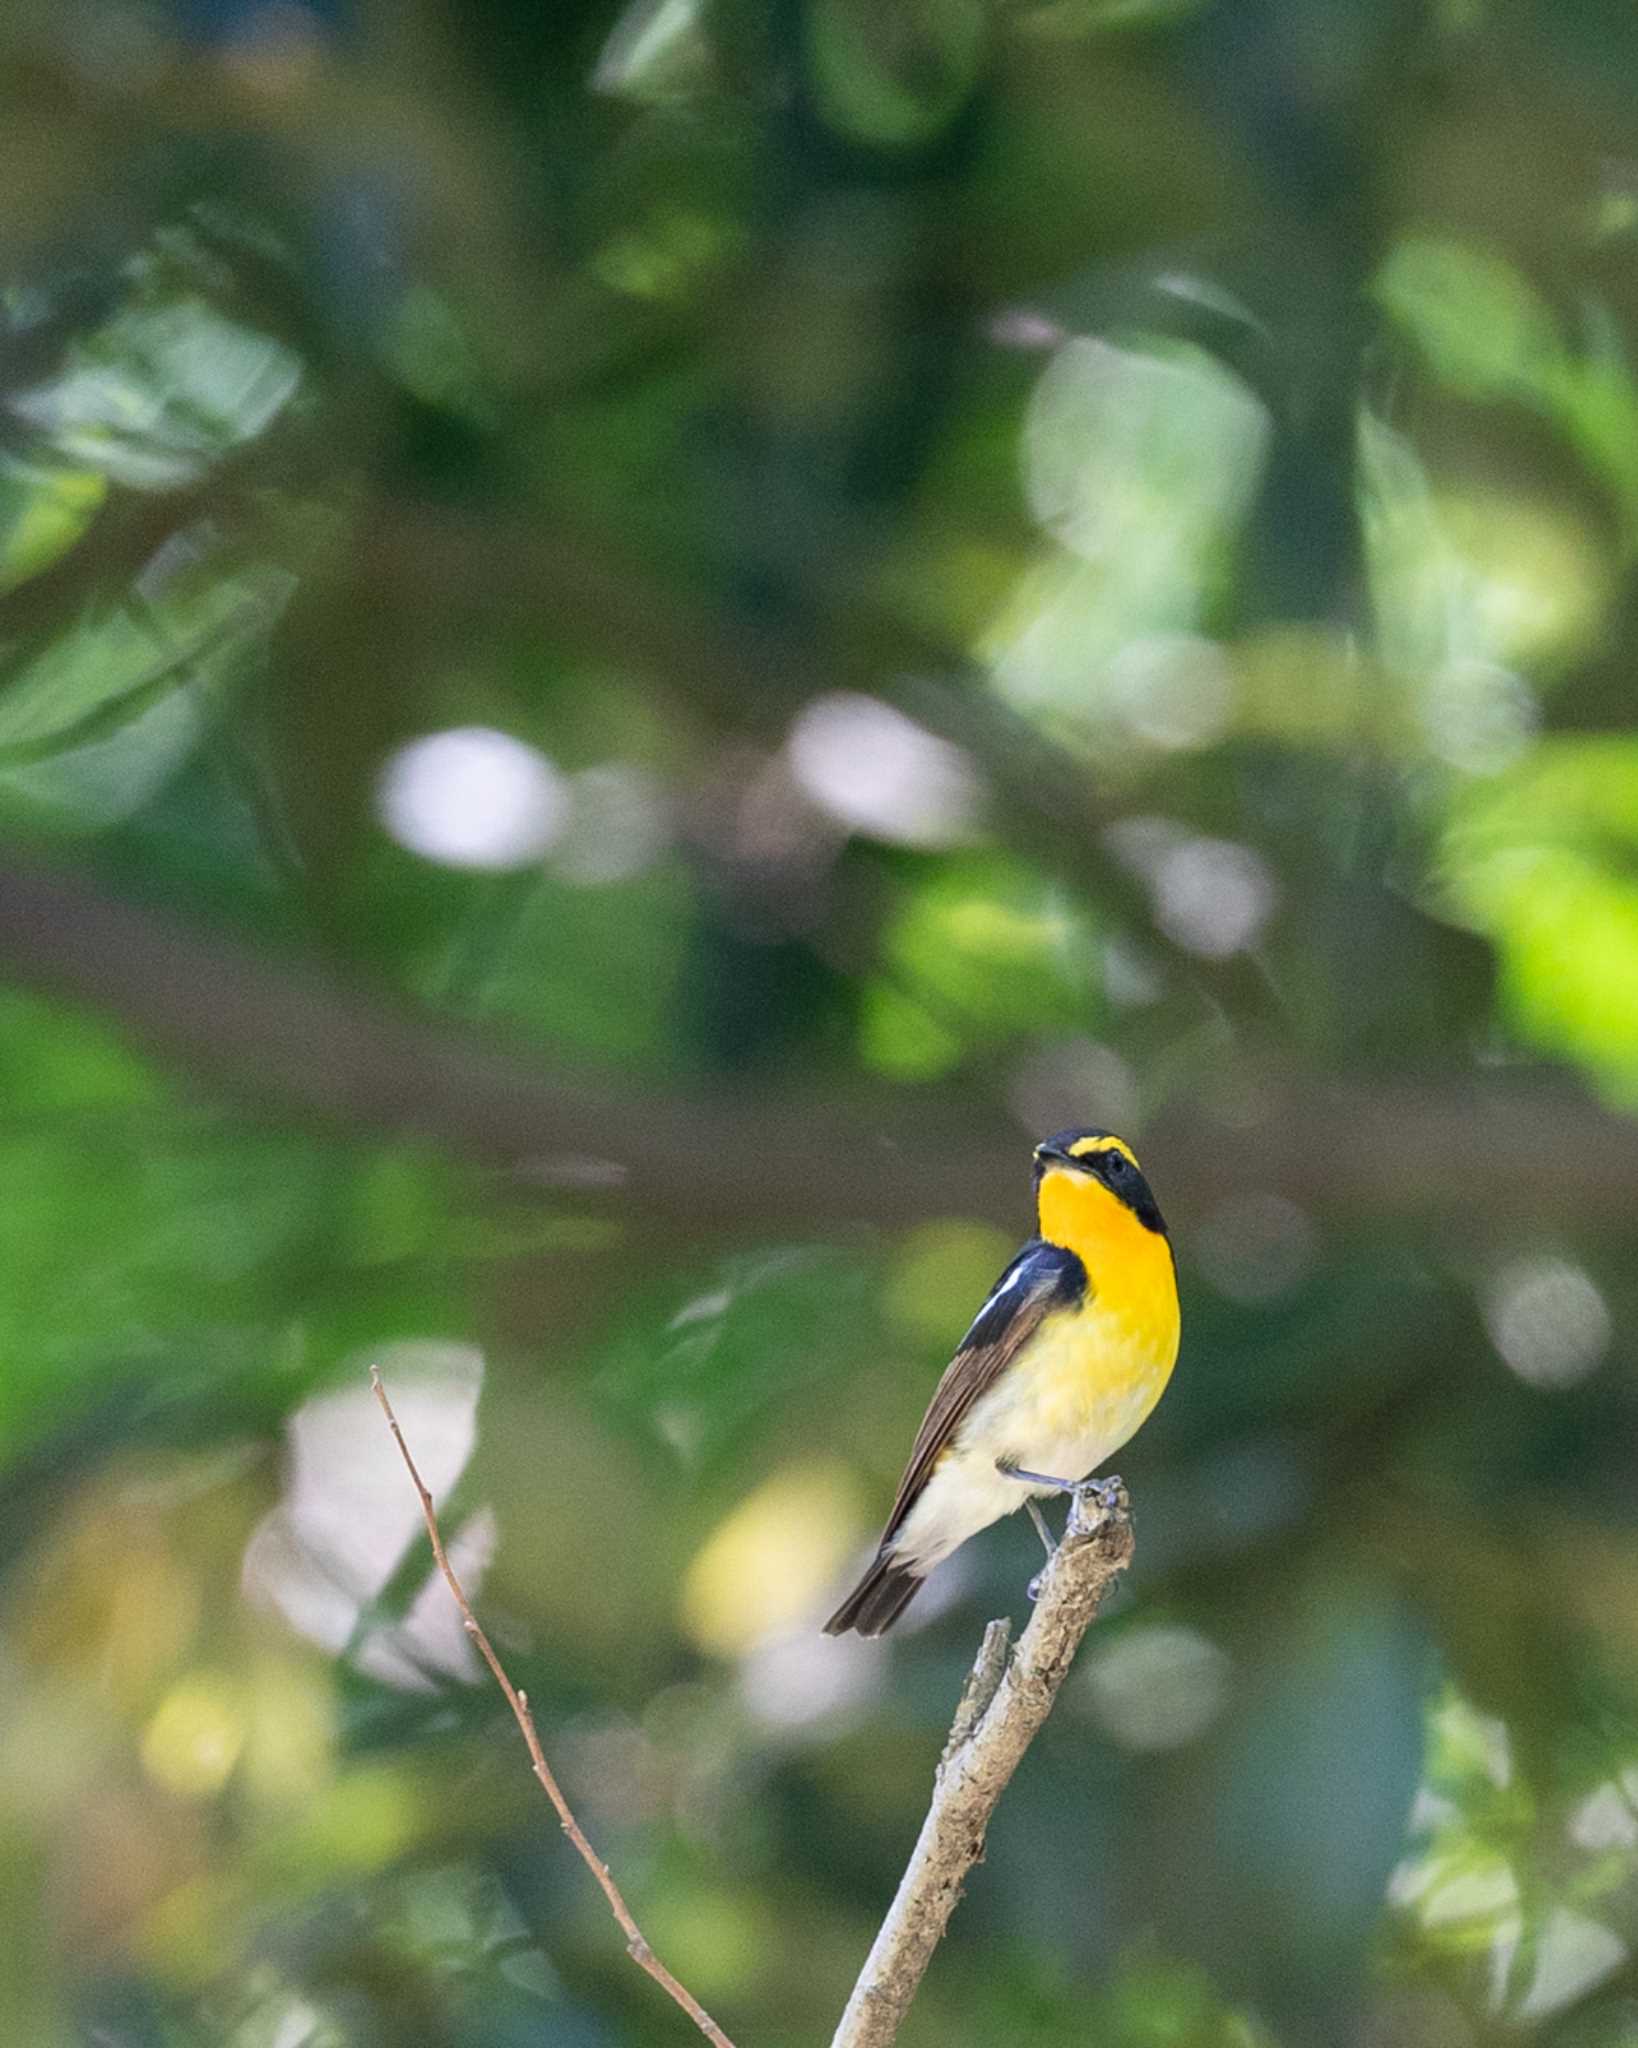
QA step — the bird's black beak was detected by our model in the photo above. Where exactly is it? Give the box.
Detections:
[1033,1142,1073,1172]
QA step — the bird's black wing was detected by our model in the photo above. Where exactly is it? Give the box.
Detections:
[879,1237,1088,1543]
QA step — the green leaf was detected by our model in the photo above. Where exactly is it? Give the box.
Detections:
[990,339,1269,724]
[1441,738,1638,1098]
[1375,235,1566,406]
[12,295,302,491]
[806,0,988,150]
[1375,239,1638,547]
[0,561,290,758]
[596,1245,877,1466]
[0,454,105,594]
[592,0,716,103]
[1359,412,1612,699]
[862,850,1099,1075]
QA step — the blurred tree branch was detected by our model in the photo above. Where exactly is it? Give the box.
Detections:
[0,851,1635,1237]
[369,1366,738,2048]
[831,1483,1136,2048]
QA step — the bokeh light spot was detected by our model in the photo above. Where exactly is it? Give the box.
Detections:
[1515,1907,1627,2021]
[681,1462,863,1657]
[553,761,669,883]
[788,692,982,848]
[141,1672,247,1800]
[1007,1038,1140,1149]
[1196,1193,1316,1304]
[1160,839,1273,956]
[377,728,568,871]
[292,1765,420,1874]
[740,1626,881,1728]
[1106,634,1235,751]
[1482,1256,1610,1389]
[1082,1623,1230,1751]
[886,1219,1015,1349]
[1024,337,1270,568]
[1422,657,1538,776]
[1568,1773,1638,1851]
[243,1341,487,1683]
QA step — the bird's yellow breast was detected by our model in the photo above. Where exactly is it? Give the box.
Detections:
[1029,1166,1180,1434]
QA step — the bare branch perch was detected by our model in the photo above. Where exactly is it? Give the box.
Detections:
[369,1367,737,2048]
[831,1485,1136,2048]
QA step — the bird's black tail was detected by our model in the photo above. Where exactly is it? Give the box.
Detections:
[823,1552,924,1637]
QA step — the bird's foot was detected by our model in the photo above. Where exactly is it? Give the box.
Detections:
[998,1460,1127,1541]
[1066,1473,1127,1536]
[1000,1465,1126,1602]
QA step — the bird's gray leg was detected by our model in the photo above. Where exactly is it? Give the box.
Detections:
[997,1460,1125,1601]
[1024,1497,1056,1561]
[997,1459,1125,1533]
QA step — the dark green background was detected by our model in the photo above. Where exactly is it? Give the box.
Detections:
[4,1,1638,2042]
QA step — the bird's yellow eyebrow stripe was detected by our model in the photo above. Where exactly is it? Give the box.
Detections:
[1067,1135,1139,1168]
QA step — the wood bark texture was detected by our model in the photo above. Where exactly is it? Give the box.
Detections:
[830,1484,1135,2048]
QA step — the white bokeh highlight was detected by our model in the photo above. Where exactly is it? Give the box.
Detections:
[787,692,982,848]
[242,1340,489,1688]
[1154,836,1276,957]
[553,761,668,884]
[377,727,568,870]
[1106,633,1235,751]
[1482,1256,1610,1390]
[1082,1623,1230,1752]
[1197,1193,1317,1304]
[739,1625,882,1730]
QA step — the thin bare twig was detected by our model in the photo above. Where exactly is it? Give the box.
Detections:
[369,1366,737,2048]
[940,1617,1011,1761]
[831,1485,1136,2048]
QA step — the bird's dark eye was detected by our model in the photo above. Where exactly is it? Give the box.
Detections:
[1105,1153,1128,1176]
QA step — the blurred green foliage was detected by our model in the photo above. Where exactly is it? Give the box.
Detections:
[3,2,1638,2046]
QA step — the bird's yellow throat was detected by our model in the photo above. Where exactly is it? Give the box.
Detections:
[1036,1165,1174,1306]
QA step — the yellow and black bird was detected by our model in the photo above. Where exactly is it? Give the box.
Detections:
[825,1129,1180,1637]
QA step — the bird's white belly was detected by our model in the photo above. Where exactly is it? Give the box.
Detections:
[890,1304,1170,1572]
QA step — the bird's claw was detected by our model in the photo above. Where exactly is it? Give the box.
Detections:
[998,1463,1128,1599]
[1067,1474,1127,1532]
